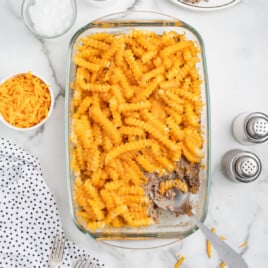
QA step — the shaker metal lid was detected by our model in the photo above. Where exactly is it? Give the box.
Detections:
[246,113,268,143]
[234,152,262,182]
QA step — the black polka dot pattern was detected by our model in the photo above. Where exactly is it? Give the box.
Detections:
[0,138,104,267]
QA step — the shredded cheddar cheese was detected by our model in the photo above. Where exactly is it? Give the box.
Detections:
[220,261,226,268]
[219,235,226,240]
[207,239,212,258]
[207,226,216,258]
[173,256,185,268]
[0,72,51,128]
[239,241,248,248]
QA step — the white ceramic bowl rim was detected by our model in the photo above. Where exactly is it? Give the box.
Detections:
[0,72,54,131]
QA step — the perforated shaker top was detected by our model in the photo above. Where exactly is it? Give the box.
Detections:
[234,154,262,182]
[246,113,268,142]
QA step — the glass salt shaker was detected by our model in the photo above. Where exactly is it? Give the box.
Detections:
[222,149,262,183]
[232,112,268,145]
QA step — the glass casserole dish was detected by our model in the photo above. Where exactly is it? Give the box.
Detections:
[65,11,211,242]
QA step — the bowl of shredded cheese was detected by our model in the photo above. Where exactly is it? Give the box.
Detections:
[0,72,54,131]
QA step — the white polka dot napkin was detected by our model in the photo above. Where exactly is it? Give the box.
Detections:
[0,138,104,268]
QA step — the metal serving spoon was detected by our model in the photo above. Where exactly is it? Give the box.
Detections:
[150,190,249,268]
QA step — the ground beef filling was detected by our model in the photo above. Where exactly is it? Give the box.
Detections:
[143,157,200,222]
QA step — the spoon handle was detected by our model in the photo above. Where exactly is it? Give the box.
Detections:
[191,214,248,268]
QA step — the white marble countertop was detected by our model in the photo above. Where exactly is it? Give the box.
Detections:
[1,0,268,267]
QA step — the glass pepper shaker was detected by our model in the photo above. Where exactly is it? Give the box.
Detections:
[232,112,268,145]
[222,149,262,183]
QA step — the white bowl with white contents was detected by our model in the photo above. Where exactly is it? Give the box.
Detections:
[21,0,77,39]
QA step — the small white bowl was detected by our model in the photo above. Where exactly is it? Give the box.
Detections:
[21,0,77,39]
[0,73,54,131]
